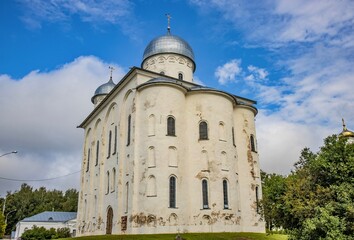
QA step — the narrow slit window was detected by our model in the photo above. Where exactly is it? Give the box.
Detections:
[127,115,131,146]
[107,130,112,158]
[232,127,236,146]
[96,141,99,166]
[113,126,117,154]
[256,186,260,213]
[250,135,256,152]
[223,180,229,209]
[125,182,129,213]
[86,148,90,172]
[112,168,116,192]
[202,179,209,209]
[106,171,110,194]
[169,176,176,208]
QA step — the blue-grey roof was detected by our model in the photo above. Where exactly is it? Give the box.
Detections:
[147,77,179,84]
[92,77,116,103]
[21,211,77,222]
[142,34,195,64]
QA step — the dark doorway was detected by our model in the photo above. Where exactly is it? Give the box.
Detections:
[106,206,113,234]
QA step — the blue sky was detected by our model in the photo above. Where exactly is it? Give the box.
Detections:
[1,0,354,195]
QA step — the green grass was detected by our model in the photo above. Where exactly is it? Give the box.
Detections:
[60,232,287,240]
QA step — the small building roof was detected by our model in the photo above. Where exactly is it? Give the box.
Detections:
[21,211,77,223]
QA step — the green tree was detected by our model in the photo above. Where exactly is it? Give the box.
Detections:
[286,135,354,239]
[4,184,78,235]
[0,211,5,238]
[260,171,286,231]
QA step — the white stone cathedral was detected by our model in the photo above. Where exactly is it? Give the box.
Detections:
[77,27,265,236]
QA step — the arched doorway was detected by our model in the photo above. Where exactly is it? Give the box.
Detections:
[106,206,113,234]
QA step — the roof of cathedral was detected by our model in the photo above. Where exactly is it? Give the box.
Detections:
[21,211,77,222]
[91,77,116,103]
[79,67,258,128]
[140,76,257,109]
[339,119,354,138]
[142,34,195,67]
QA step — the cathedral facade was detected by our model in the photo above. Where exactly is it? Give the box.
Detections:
[77,30,265,236]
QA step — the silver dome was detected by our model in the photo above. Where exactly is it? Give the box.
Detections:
[142,35,195,64]
[91,78,116,103]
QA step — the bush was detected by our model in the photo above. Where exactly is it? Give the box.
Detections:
[21,226,71,240]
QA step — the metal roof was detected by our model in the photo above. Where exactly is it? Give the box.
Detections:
[142,34,195,63]
[21,211,77,222]
[91,77,116,103]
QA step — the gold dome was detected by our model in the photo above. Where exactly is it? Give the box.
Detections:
[339,118,354,138]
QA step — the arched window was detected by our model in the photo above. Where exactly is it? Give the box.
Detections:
[168,146,178,167]
[148,146,156,167]
[221,151,228,170]
[86,149,90,172]
[148,114,155,136]
[147,175,157,196]
[219,122,225,140]
[201,150,208,170]
[250,134,256,152]
[169,176,176,208]
[199,121,208,140]
[96,141,99,166]
[127,115,131,146]
[202,179,209,209]
[223,180,229,209]
[178,73,183,80]
[107,130,112,158]
[167,116,176,136]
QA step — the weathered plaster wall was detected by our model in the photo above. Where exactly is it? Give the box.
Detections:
[77,71,265,236]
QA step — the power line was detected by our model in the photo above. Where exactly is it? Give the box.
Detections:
[0,170,80,182]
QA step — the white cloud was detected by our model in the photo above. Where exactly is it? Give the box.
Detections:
[215,59,242,85]
[19,0,136,36]
[0,56,125,195]
[274,0,354,43]
[193,76,206,86]
[256,112,333,174]
[247,65,268,80]
[190,0,354,45]
[203,0,354,175]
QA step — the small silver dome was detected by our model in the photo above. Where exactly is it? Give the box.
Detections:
[142,34,195,64]
[91,78,116,103]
